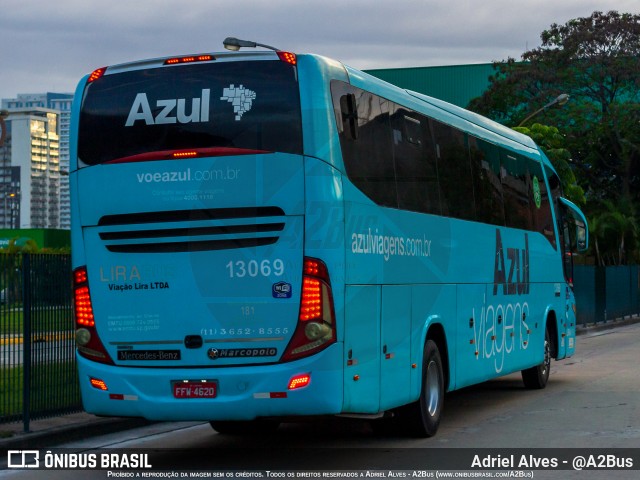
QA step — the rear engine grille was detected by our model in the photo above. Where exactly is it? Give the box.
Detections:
[97,207,285,253]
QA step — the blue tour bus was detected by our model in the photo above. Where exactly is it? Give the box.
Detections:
[70,43,588,437]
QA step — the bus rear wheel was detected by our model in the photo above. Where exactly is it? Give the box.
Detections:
[209,419,280,435]
[521,328,551,389]
[400,339,444,437]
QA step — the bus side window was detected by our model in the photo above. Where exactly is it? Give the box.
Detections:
[433,121,475,221]
[333,83,397,208]
[501,151,533,231]
[529,160,556,248]
[391,106,441,215]
[469,137,505,227]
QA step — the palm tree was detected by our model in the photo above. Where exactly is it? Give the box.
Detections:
[590,199,638,265]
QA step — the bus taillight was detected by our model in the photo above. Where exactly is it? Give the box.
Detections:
[87,67,106,83]
[281,258,336,362]
[277,51,297,65]
[73,266,114,365]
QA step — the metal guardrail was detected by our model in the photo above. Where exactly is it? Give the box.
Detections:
[0,253,80,432]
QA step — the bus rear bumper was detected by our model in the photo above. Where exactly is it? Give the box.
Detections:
[76,344,343,421]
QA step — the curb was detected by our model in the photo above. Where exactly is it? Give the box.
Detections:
[576,315,640,335]
[0,416,153,451]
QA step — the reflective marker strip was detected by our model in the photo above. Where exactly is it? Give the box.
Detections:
[109,394,139,401]
[253,392,287,399]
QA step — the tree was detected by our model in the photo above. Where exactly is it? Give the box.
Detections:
[469,11,640,205]
[513,123,585,206]
[588,199,638,265]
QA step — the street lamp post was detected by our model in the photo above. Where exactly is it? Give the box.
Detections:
[223,37,281,52]
[517,94,570,127]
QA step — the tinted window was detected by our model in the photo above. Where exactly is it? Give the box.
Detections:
[501,151,533,230]
[433,121,475,220]
[390,106,440,214]
[332,82,396,208]
[79,60,302,165]
[529,160,556,247]
[469,137,505,226]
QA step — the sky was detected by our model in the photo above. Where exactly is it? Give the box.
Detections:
[1,0,638,100]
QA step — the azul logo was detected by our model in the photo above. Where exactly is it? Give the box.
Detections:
[125,89,210,126]
[493,230,530,296]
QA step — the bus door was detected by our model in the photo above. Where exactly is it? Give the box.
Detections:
[557,197,589,357]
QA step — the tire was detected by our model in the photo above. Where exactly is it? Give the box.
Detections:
[399,339,444,437]
[521,328,551,389]
[209,419,280,435]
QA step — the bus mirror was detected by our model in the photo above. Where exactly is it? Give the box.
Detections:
[340,93,359,140]
[559,197,589,253]
[576,221,588,252]
[576,220,587,252]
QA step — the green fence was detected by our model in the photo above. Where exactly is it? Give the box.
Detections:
[0,253,80,432]
[573,265,640,326]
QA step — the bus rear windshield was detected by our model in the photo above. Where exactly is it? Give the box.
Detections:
[78,60,303,165]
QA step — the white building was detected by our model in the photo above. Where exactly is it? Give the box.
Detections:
[0,108,61,229]
[2,93,72,229]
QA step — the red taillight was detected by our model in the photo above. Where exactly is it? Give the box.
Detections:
[277,51,297,65]
[299,278,322,321]
[105,147,270,164]
[73,266,114,365]
[281,258,336,362]
[87,67,106,83]
[172,151,198,159]
[90,378,108,391]
[74,286,95,327]
[288,373,311,390]
[164,54,214,65]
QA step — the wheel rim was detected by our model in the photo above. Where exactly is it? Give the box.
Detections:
[425,360,441,416]
[542,337,551,377]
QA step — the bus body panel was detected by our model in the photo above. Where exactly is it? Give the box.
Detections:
[343,285,380,413]
[76,153,305,368]
[380,285,413,410]
[77,343,343,420]
[297,54,349,169]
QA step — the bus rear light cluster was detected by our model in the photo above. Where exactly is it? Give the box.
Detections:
[73,266,114,365]
[90,377,108,391]
[87,67,106,83]
[74,286,95,327]
[164,55,214,65]
[277,51,297,66]
[281,258,336,362]
[288,373,311,390]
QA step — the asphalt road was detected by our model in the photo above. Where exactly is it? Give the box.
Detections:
[2,323,639,479]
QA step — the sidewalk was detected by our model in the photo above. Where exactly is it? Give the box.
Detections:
[0,412,152,450]
[1,316,638,452]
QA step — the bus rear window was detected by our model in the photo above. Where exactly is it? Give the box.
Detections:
[78,60,302,165]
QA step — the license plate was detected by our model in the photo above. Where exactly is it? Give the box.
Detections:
[173,381,217,399]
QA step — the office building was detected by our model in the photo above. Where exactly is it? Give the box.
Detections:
[0,108,61,229]
[2,93,73,229]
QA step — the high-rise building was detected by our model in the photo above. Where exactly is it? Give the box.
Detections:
[2,93,73,229]
[0,108,61,229]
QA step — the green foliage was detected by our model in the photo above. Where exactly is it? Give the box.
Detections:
[513,123,585,206]
[468,10,640,264]
[589,198,638,265]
